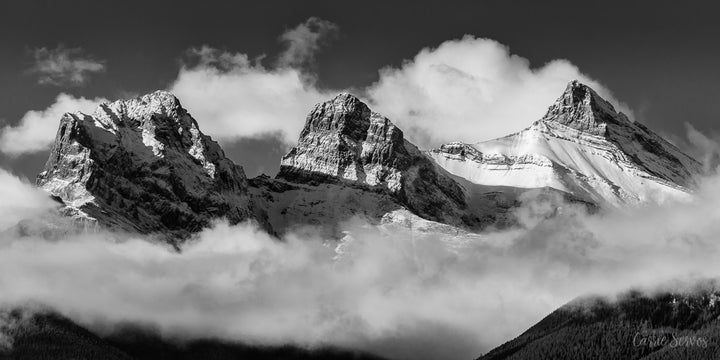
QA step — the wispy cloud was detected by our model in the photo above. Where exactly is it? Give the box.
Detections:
[185,45,253,71]
[277,17,339,69]
[30,45,106,87]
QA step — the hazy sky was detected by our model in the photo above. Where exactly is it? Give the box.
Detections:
[1,0,719,180]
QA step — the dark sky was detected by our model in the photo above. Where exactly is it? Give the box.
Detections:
[1,0,719,180]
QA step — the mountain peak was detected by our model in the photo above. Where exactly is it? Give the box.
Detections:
[88,90,186,134]
[541,80,631,136]
[277,94,487,229]
[430,79,702,206]
[560,80,612,108]
[332,92,363,102]
[134,90,183,113]
[37,91,256,243]
[278,93,405,189]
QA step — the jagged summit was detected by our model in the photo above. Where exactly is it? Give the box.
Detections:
[37,90,257,243]
[278,92,407,191]
[89,91,183,133]
[540,80,632,136]
[329,92,362,103]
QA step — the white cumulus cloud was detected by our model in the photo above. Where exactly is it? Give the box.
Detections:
[167,17,340,145]
[366,36,633,148]
[0,94,106,156]
[169,47,335,145]
[170,34,635,152]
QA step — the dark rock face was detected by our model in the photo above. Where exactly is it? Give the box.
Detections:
[36,91,256,244]
[541,80,631,136]
[277,93,485,229]
[277,93,409,191]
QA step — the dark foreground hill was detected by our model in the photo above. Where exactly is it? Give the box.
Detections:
[0,307,386,360]
[478,281,720,360]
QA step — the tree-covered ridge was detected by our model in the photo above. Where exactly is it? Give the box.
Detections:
[479,281,720,360]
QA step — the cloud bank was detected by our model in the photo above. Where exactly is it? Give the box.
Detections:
[29,45,106,87]
[2,164,720,360]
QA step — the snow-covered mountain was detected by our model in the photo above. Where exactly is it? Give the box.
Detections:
[35,81,702,241]
[35,91,517,239]
[429,81,702,206]
[25,81,711,360]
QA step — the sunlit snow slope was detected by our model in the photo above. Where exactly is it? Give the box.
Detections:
[428,81,702,207]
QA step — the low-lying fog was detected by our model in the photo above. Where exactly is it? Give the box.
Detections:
[2,166,720,360]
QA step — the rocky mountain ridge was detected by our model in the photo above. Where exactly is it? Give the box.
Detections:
[35,81,702,242]
[36,91,258,245]
[277,93,488,230]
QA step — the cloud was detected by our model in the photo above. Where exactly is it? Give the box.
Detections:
[186,46,254,70]
[277,17,339,69]
[170,34,635,153]
[166,17,340,145]
[0,94,106,156]
[4,161,720,359]
[29,45,106,87]
[0,168,55,230]
[682,123,720,173]
[1,16,339,157]
[169,46,334,145]
[366,36,633,148]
